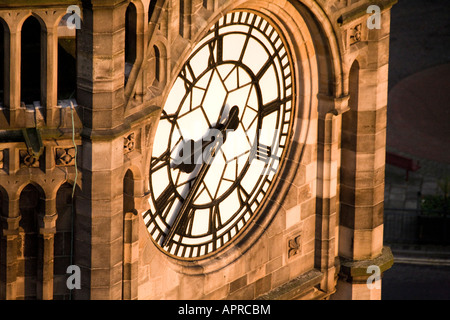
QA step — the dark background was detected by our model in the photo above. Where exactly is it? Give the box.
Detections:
[382,0,450,300]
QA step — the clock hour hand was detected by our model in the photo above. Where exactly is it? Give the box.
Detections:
[219,105,240,133]
[172,106,240,173]
[163,106,240,248]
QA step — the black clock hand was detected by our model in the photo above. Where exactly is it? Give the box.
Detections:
[172,106,240,173]
[163,106,240,248]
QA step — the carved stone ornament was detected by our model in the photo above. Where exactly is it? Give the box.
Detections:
[288,235,302,258]
[19,149,40,168]
[56,148,76,166]
[124,133,135,154]
[0,150,3,169]
[349,24,362,45]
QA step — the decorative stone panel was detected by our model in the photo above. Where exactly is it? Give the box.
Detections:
[124,133,136,154]
[288,234,302,258]
[19,149,40,168]
[55,148,77,166]
[349,23,362,45]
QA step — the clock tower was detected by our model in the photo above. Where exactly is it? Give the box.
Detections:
[0,0,396,300]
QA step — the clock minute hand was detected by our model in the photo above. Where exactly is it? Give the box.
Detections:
[162,146,214,248]
[172,106,240,172]
[162,106,240,248]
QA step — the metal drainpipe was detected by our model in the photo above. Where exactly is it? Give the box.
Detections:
[69,102,78,300]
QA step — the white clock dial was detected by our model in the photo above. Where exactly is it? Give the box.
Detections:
[144,10,294,259]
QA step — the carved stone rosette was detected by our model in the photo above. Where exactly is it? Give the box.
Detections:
[124,133,135,154]
[55,148,76,166]
[19,149,40,168]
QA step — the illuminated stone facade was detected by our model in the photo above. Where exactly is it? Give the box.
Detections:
[0,0,395,300]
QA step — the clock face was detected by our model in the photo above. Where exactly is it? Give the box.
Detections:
[143,11,294,259]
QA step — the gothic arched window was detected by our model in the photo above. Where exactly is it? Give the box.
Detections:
[154,45,160,82]
[21,16,42,105]
[148,0,157,23]
[125,3,137,85]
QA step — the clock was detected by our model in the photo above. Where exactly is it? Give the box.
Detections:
[143,10,294,259]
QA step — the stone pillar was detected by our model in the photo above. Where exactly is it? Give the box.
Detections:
[122,211,139,300]
[75,0,128,300]
[124,2,146,102]
[7,30,21,126]
[1,25,10,123]
[43,25,58,126]
[37,210,57,300]
[134,4,146,103]
[315,94,349,295]
[179,0,192,39]
[335,7,395,300]
[76,139,125,300]
[77,0,126,131]
[0,197,21,300]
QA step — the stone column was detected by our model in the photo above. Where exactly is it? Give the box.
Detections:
[335,7,395,300]
[315,94,349,295]
[75,0,128,300]
[37,209,57,300]
[134,5,146,103]
[75,138,125,300]
[7,30,21,126]
[0,196,21,300]
[77,0,126,131]
[122,211,139,300]
[43,25,58,126]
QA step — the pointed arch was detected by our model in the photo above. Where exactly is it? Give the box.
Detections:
[125,2,138,85]
[0,17,10,117]
[339,58,360,258]
[0,18,6,107]
[53,182,79,300]
[154,45,160,82]
[148,0,157,23]
[123,169,135,215]
[20,15,46,105]
[149,40,167,88]
[17,183,45,299]
[57,13,77,100]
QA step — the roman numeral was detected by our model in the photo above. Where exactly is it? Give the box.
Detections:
[236,184,250,206]
[260,97,291,118]
[180,207,196,237]
[179,62,196,90]
[155,184,177,218]
[260,100,280,118]
[160,112,177,124]
[209,206,222,233]
[236,185,255,218]
[250,143,272,163]
[256,55,276,80]
[208,34,223,67]
[150,149,170,172]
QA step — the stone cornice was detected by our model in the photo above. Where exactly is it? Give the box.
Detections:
[337,0,398,26]
[339,247,394,283]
